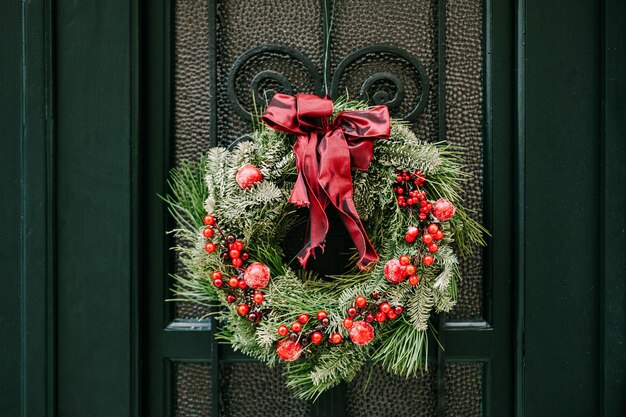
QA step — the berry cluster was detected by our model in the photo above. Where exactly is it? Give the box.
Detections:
[393,170,431,219]
[275,311,339,361]
[203,213,271,323]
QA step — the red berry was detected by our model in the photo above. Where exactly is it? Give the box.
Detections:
[205,242,216,253]
[387,311,398,320]
[213,279,223,288]
[423,255,434,266]
[317,310,328,320]
[237,280,247,290]
[419,213,427,220]
[405,233,416,243]
[226,294,236,303]
[276,339,302,361]
[384,259,407,284]
[405,264,416,276]
[422,234,433,244]
[397,187,404,195]
[375,312,386,323]
[231,257,243,267]
[233,240,244,251]
[343,318,354,328]
[237,304,249,315]
[395,306,404,315]
[349,321,375,345]
[243,262,271,289]
[365,313,375,323]
[434,230,444,240]
[428,224,439,234]
[347,307,358,317]
[277,325,289,337]
[407,226,419,237]
[399,255,411,266]
[229,249,240,259]
[330,333,343,344]
[253,292,264,304]
[380,302,391,314]
[202,227,214,238]
[298,314,310,324]
[212,271,222,280]
[355,296,367,308]
[396,175,403,183]
[311,331,323,345]
[409,275,420,285]
[228,277,238,287]
[291,322,302,333]
[428,243,439,253]
[236,164,263,189]
[203,215,215,225]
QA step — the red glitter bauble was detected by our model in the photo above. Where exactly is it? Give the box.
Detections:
[384,259,407,284]
[244,262,271,289]
[236,164,263,189]
[349,321,375,345]
[276,339,303,362]
[432,198,456,221]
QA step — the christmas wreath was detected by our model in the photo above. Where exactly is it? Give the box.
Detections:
[165,93,485,400]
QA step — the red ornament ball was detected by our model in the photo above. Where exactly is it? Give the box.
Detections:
[311,331,323,345]
[276,339,303,362]
[432,198,456,221]
[243,262,271,289]
[349,321,375,345]
[384,259,407,284]
[277,325,289,337]
[236,164,263,189]
[423,254,435,266]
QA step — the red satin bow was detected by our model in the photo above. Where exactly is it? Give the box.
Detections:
[262,93,390,269]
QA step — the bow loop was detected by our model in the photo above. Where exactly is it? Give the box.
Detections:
[262,93,391,269]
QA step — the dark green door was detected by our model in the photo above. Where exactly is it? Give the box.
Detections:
[144,0,513,415]
[2,0,624,416]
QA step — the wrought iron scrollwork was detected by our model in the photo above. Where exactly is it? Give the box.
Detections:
[227,45,323,120]
[330,45,430,122]
[229,44,429,123]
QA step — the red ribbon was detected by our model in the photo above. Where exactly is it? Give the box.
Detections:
[262,93,390,269]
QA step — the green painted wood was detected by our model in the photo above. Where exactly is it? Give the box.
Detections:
[523,0,606,415]
[601,1,626,415]
[0,2,24,416]
[54,0,139,416]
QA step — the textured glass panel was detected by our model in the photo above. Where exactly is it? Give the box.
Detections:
[220,363,311,417]
[445,362,483,417]
[346,363,483,417]
[174,362,212,417]
[215,0,324,146]
[346,365,438,417]
[445,0,484,319]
